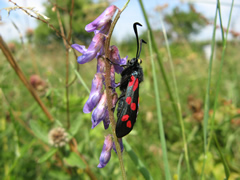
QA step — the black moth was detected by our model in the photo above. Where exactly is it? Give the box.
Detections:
[115,22,146,138]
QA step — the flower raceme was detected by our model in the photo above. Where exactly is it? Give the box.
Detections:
[71,5,126,168]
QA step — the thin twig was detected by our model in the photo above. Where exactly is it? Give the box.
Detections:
[0,36,54,122]
[69,139,97,180]
[56,7,70,129]
[104,1,130,179]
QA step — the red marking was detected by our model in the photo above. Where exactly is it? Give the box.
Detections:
[121,114,129,121]
[126,97,131,104]
[133,78,139,91]
[129,75,135,87]
[126,120,132,128]
[131,103,136,111]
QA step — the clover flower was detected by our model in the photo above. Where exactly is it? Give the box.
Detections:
[72,5,126,168]
[48,127,69,148]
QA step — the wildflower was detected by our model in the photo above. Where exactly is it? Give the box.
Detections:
[85,5,118,32]
[72,33,105,64]
[48,127,69,147]
[83,73,103,113]
[94,20,112,35]
[72,4,127,168]
[110,45,127,74]
[113,138,124,154]
[91,91,108,129]
[97,135,113,168]
[102,92,118,129]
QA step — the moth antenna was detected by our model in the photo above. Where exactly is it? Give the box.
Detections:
[137,39,147,59]
[133,22,142,59]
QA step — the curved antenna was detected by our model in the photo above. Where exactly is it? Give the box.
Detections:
[133,22,142,59]
[137,39,147,59]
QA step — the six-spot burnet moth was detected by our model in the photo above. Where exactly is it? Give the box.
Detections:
[115,22,147,138]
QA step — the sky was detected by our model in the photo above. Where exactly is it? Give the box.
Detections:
[0,0,240,42]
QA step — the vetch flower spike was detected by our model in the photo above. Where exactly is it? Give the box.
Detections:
[85,5,118,32]
[98,135,113,168]
[83,73,103,113]
[72,33,105,64]
[91,91,108,129]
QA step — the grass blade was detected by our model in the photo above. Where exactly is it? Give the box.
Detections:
[201,2,218,179]
[138,0,178,119]
[159,16,191,179]
[148,31,171,180]
[123,139,153,180]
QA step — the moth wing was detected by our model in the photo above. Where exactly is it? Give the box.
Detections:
[116,73,140,138]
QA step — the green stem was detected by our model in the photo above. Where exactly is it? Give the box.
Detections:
[159,16,191,179]
[201,3,218,179]
[148,31,171,180]
[104,1,130,179]
[208,0,234,151]
[138,0,178,118]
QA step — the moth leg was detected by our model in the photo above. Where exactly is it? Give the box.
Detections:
[106,58,127,67]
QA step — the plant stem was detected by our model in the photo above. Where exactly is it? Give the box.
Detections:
[104,1,130,179]
[0,36,54,122]
[138,0,178,119]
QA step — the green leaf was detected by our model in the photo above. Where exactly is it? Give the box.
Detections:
[123,139,153,180]
[64,152,86,169]
[69,116,83,137]
[29,120,49,144]
[38,148,58,163]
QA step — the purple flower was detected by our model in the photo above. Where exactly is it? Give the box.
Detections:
[83,73,103,113]
[72,33,105,64]
[94,20,112,35]
[110,65,119,89]
[91,91,108,129]
[110,45,127,74]
[97,56,106,74]
[85,5,118,32]
[97,135,113,168]
[113,138,124,154]
[102,92,118,129]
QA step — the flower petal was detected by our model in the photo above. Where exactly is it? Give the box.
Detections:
[113,138,124,154]
[85,5,118,32]
[76,33,105,64]
[110,45,127,74]
[97,135,113,168]
[83,73,103,113]
[71,44,87,54]
[91,91,108,129]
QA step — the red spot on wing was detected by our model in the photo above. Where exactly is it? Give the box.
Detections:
[121,114,129,121]
[126,97,131,104]
[126,120,132,128]
[133,78,139,91]
[129,75,135,87]
[131,103,136,111]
